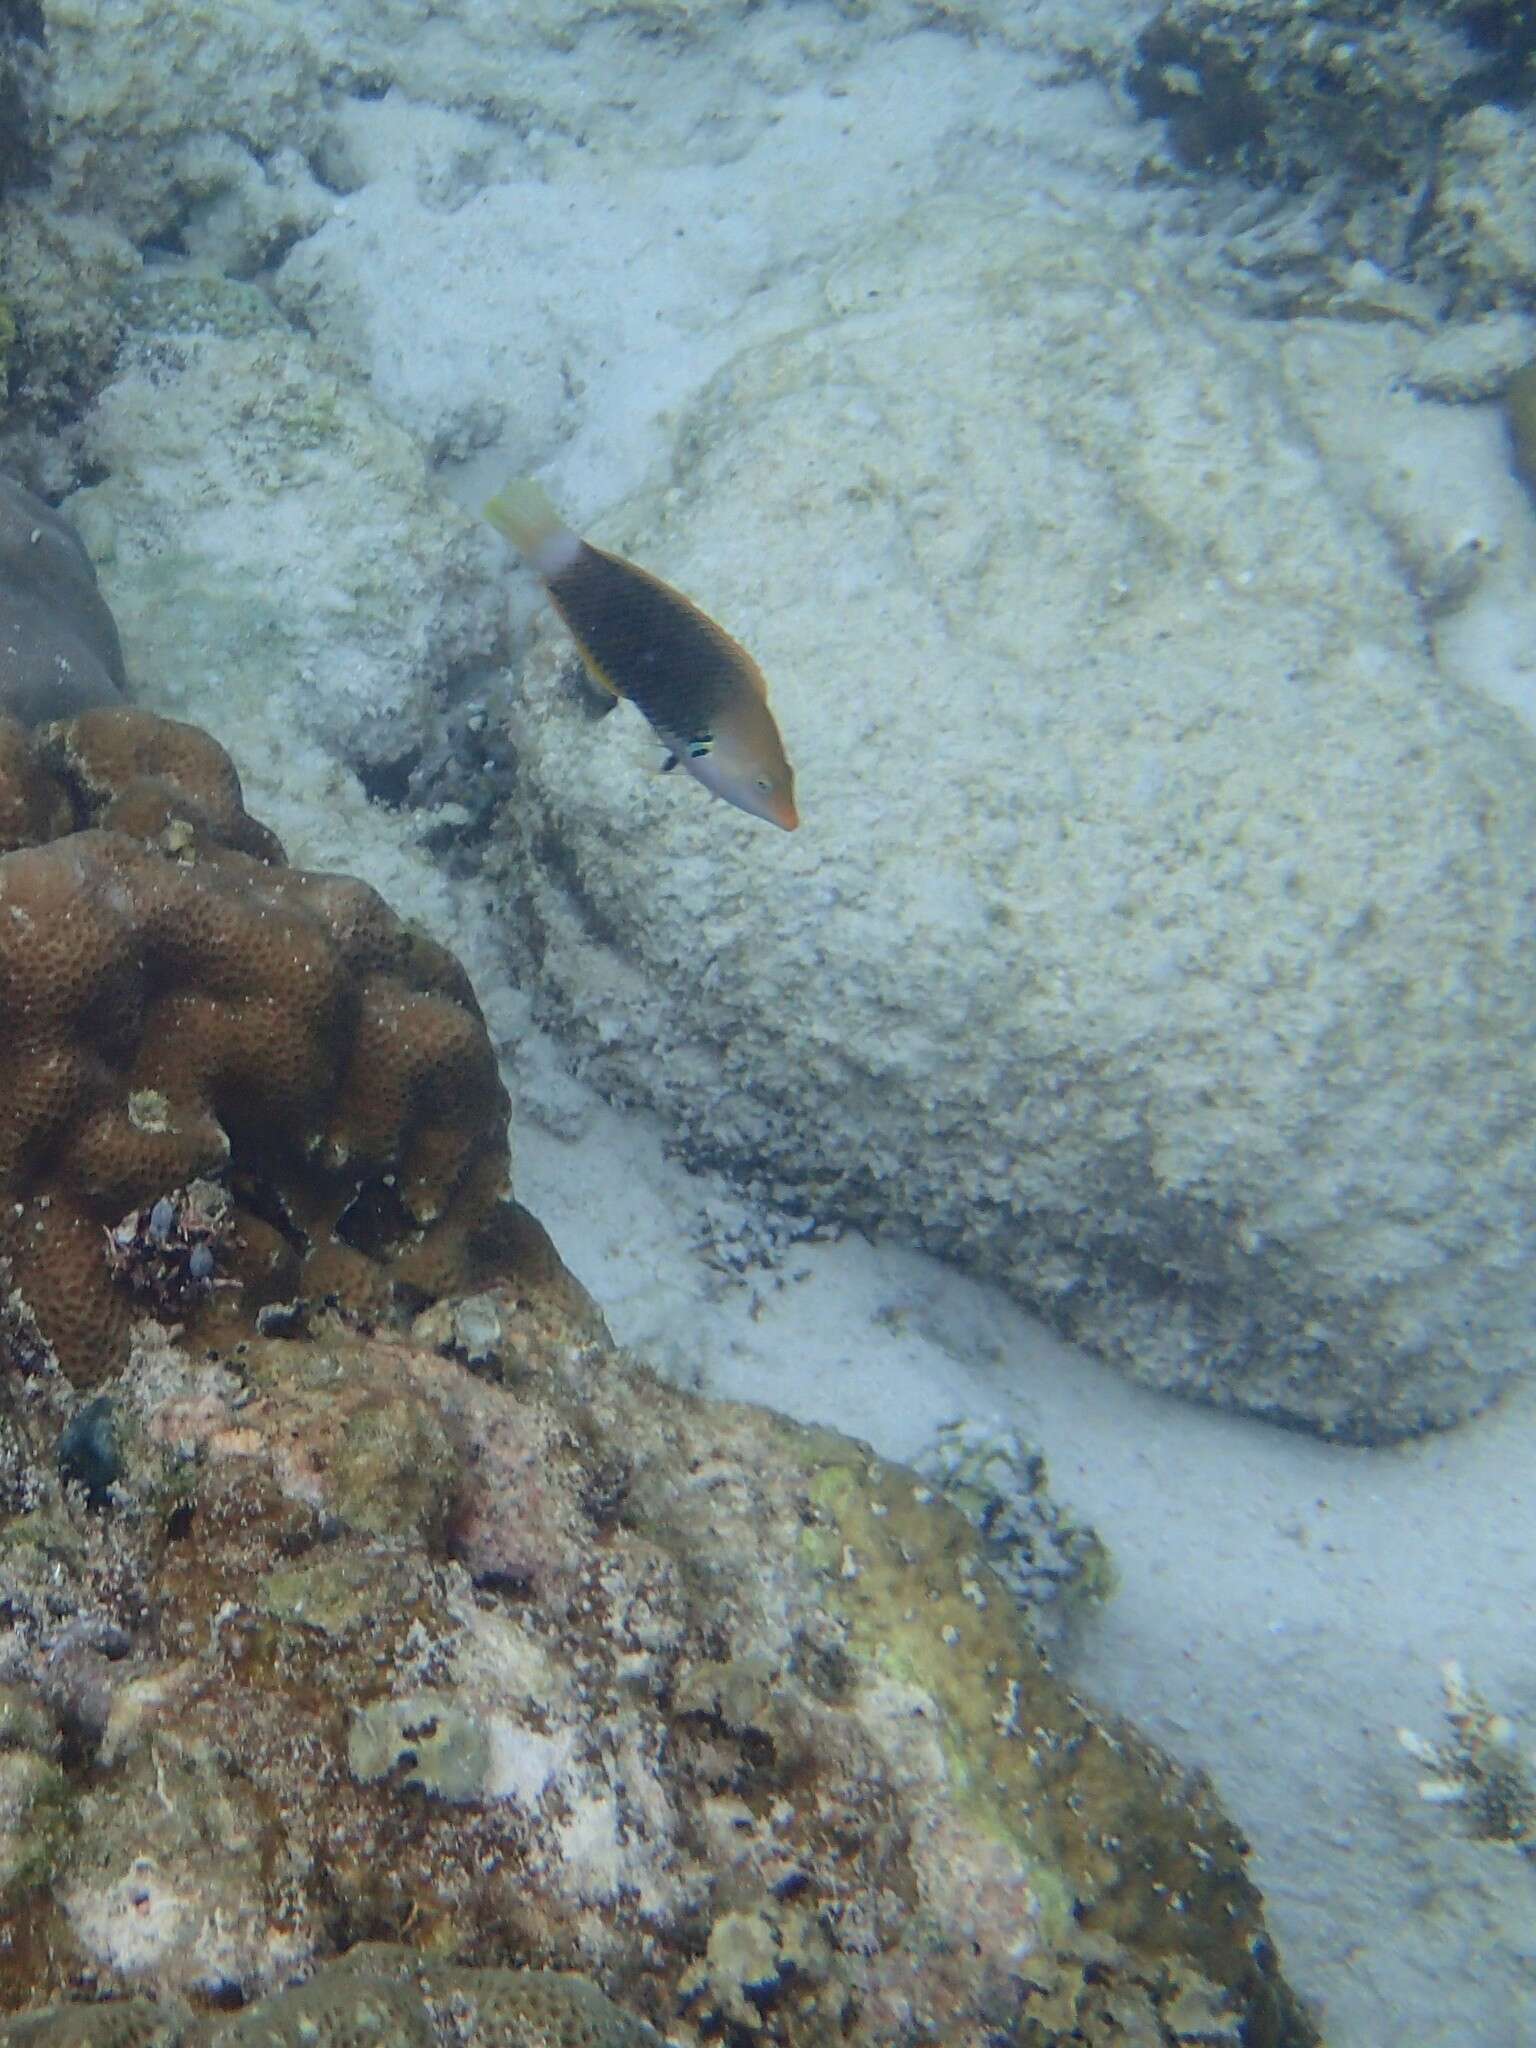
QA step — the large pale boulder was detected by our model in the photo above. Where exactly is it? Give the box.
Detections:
[487,196,1536,1440]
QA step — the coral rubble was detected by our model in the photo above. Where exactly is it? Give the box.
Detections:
[0,706,525,1385]
[1123,0,1536,301]
[1399,1660,1536,1855]
[916,1418,1113,1647]
[0,1269,1316,2045]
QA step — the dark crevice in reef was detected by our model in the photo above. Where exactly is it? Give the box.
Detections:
[0,0,47,199]
[356,744,424,809]
[1452,0,1536,105]
[0,2,45,39]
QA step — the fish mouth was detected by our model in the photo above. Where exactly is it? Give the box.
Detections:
[771,794,800,831]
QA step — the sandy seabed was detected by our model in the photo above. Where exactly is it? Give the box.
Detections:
[501,1063,1536,2048]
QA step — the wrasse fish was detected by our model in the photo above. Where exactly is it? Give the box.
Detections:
[485,478,798,831]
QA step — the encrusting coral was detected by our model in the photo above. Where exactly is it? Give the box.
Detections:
[0,705,528,1385]
[0,1946,666,2048]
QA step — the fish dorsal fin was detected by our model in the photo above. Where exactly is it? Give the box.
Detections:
[485,478,582,577]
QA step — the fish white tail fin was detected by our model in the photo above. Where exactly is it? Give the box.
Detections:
[484,478,582,577]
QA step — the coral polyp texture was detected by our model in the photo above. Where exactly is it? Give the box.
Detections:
[0,706,521,1384]
[0,1280,1315,2047]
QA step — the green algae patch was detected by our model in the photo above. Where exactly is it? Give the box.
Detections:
[347,1694,493,1804]
[0,1505,90,1583]
[331,1395,458,1548]
[799,1442,1311,2045]
[804,1453,1079,1937]
[259,1552,420,1639]
[0,1751,71,1898]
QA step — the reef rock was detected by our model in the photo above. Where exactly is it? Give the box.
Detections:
[487,197,1536,1440]
[0,203,137,463]
[0,706,527,1385]
[1121,0,1536,300]
[70,281,502,775]
[27,0,1044,271]
[36,0,330,254]
[0,1266,1314,2045]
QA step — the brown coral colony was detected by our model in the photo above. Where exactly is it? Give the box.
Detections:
[0,705,519,1384]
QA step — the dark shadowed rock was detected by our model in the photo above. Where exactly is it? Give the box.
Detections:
[0,478,126,723]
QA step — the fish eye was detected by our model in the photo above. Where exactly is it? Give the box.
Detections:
[754,775,772,793]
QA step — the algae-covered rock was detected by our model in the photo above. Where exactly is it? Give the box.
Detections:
[0,1947,666,2048]
[39,0,329,252]
[0,1276,1315,2044]
[0,201,136,452]
[71,308,503,776]
[1428,101,1536,294]
[916,1418,1113,1644]
[486,194,1536,1442]
[0,1748,69,1898]
[347,1695,493,1803]
[0,1999,184,2048]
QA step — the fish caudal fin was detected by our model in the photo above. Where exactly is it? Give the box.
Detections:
[484,478,582,578]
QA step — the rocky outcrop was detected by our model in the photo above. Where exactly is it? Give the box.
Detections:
[0,1271,1315,2045]
[70,280,503,777]
[1123,0,1536,300]
[484,198,1536,1441]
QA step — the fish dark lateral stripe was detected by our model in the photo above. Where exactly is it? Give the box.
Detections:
[544,543,749,744]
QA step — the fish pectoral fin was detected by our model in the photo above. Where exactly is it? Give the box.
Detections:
[660,752,680,773]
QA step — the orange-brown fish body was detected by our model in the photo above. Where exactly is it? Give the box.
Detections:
[485,479,798,830]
